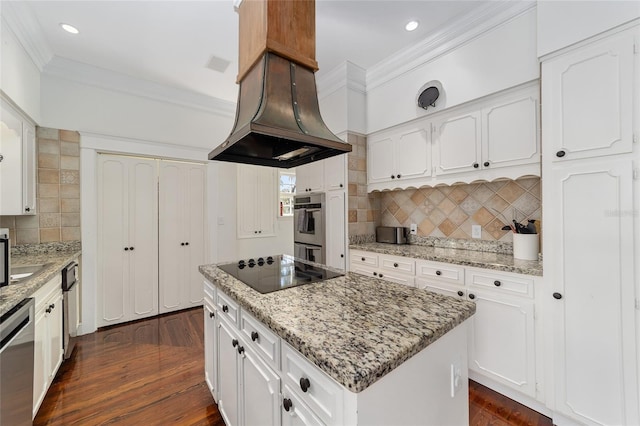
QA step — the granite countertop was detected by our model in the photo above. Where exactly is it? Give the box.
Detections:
[1,242,82,317]
[350,242,543,276]
[199,259,475,393]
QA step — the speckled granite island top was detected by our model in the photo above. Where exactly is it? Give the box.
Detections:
[351,242,543,276]
[0,242,81,317]
[199,260,475,393]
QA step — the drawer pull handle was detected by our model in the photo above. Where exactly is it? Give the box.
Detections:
[222,305,229,313]
[237,345,245,355]
[379,273,384,278]
[283,398,293,412]
[49,303,55,310]
[494,280,501,287]
[556,150,566,158]
[393,263,398,267]
[373,272,378,276]
[435,270,442,276]
[232,339,238,348]
[469,294,476,300]
[46,307,52,314]
[553,292,563,300]
[209,312,215,318]
[361,257,365,261]
[457,291,464,297]
[299,377,311,392]
[251,331,259,342]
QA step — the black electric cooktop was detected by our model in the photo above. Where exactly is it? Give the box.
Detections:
[218,255,344,294]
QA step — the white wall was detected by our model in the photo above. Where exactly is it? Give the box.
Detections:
[0,19,41,122]
[366,8,538,134]
[40,74,233,150]
[537,1,640,58]
[318,61,367,136]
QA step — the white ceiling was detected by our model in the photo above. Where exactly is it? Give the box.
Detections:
[12,0,498,104]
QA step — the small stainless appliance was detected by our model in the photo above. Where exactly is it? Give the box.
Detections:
[0,228,9,287]
[62,261,79,359]
[1,298,35,426]
[376,226,409,245]
[218,255,343,294]
[294,193,325,263]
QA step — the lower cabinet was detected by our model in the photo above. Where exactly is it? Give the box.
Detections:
[352,250,543,405]
[32,274,64,418]
[203,285,217,399]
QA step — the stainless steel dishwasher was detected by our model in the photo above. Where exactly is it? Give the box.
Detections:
[1,298,35,425]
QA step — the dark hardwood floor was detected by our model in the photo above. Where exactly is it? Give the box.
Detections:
[34,308,552,426]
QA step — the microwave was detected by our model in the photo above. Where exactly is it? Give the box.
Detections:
[0,228,9,287]
[376,227,408,245]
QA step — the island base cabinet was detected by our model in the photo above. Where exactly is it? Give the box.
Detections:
[241,348,281,426]
[217,318,241,426]
[281,385,324,426]
[204,300,217,400]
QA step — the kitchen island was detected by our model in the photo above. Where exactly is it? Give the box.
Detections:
[199,256,475,425]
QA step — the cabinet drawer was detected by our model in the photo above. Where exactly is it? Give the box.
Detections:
[379,254,415,275]
[204,279,216,305]
[33,274,62,309]
[216,290,239,327]
[416,278,466,299]
[350,250,378,268]
[240,310,280,371]
[281,343,343,425]
[415,260,465,285]
[467,269,534,298]
[381,273,415,287]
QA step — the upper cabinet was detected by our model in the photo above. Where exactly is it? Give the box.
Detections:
[237,164,277,238]
[368,126,431,188]
[0,98,36,215]
[542,30,636,162]
[296,154,347,194]
[367,82,540,192]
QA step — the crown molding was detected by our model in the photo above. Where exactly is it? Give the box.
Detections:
[317,61,367,99]
[43,56,236,118]
[366,0,537,91]
[1,1,53,70]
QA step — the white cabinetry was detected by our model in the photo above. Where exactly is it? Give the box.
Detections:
[542,24,640,426]
[159,161,206,313]
[204,280,217,399]
[97,155,158,326]
[296,161,324,193]
[0,98,36,215]
[352,250,543,405]
[326,191,346,270]
[433,110,481,176]
[367,126,431,188]
[32,274,63,417]
[323,155,346,191]
[237,165,277,238]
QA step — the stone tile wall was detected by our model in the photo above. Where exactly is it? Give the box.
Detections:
[0,128,81,245]
[379,177,541,242]
[347,133,380,240]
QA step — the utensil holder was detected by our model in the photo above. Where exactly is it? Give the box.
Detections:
[513,233,539,261]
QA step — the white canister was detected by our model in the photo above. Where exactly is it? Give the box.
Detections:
[513,233,539,261]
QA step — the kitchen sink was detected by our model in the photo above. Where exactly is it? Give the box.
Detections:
[10,264,52,284]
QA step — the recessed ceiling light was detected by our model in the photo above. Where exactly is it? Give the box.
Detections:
[405,20,419,32]
[60,23,79,34]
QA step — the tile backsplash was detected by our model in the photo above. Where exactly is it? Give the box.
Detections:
[346,133,380,239]
[0,127,81,245]
[379,177,541,242]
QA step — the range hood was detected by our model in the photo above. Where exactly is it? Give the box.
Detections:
[208,0,351,169]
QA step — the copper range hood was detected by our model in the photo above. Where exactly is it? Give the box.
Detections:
[208,0,351,168]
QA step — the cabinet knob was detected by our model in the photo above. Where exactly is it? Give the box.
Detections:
[299,377,311,392]
[340,254,344,258]
[556,150,566,158]
[129,247,134,251]
[237,345,245,355]
[283,398,293,412]
[222,305,229,313]
[0,154,3,162]
[232,339,238,347]
[124,247,129,251]
[181,242,185,246]
[379,273,384,278]
[209,312,215,318]
[457,291,464,297]
[435,270,442,276]
[251,331,259,342]
[25,207,31,212]
[185,242,189,246]
[339,183,343,188]
[393,263,399,268]
[473,163,479,168]
[46,307,52,314]
[361,257,365,261]
[494,280,501,287]
[397,174,401,179]
[553,292,563,300]
[483,161,490,167]
[390,175,395,179]
[258,231,262,234]
[469,294,476,300]
[50,303,55,310]
[373,272,378,276]
[254,231,258,234]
